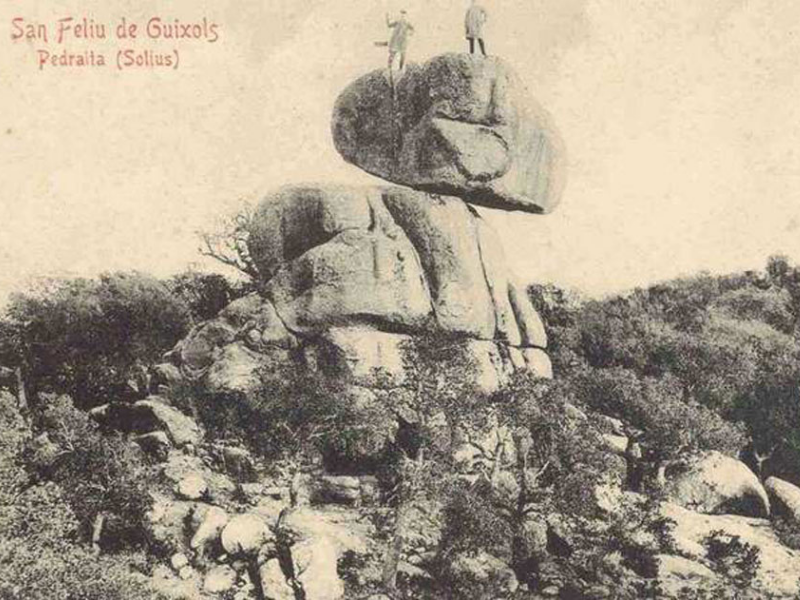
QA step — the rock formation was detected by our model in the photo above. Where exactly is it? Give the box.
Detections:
[158,56,563,399]
[665,451,771,518]
[166,184,551,397]
[131,53,565,600]
[332,54,565,215]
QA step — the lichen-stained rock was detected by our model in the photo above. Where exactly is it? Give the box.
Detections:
[332,54,565,215]
[178,320,237,372]
[766,477,800,526]
[246,184,548,349]
[665,451,770,517]
[219,293,297,349]
[205,342,267,394]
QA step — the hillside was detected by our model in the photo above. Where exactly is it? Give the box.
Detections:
[3,53,800,600]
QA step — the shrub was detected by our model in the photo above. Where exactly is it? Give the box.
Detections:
[166,270,238,322]
[703,530,761,590]
[30,395,154,549]
[4,272,191,407]
[0,394,159,600]
[186,365,396,474]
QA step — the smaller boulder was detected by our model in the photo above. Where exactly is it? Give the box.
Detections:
[602,433,629,456]
[221,513,271,556]
[204,565,237,594]
[312,476,362,506]
[292,536,345,600]
[131,398,202,448]
[765,477,800,526]
[665,451,770,517]
[219,445,256,481]
[176,473,208,500]
[191,506,229,552]
[146,496,196,550]
[206,342,265,394]
[260,559,295,600]
[170,553,189,571]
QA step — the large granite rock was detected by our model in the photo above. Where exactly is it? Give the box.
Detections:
[160,184,551,396]
[665,451,770,518]
[332,54,565,214]
[252,186,432,335]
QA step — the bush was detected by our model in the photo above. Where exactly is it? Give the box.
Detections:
[0,394,159,600]
[185,365,396,473]
[703,530,761,590]
[3,272,192,407]
[30,395,154,549]
[166,270,238,322]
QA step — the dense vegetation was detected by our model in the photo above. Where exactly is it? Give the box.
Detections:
[530,254,800,485]
[2,256,800,598]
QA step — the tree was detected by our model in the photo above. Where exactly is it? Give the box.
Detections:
[166,269,236,322]
[198,201,260,280]
[3,272,192,407]
[435,372,667,599]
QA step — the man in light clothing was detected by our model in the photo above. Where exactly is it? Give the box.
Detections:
[386,10,414,72]
[465,0,488,56]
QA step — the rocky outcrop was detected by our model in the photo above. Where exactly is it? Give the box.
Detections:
[90,396,202,449]
[665,451,770,517]
[161,185,552,396]
[663,503,800,596]
[332,54,565,215]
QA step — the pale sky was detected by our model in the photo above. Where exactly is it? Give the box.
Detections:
[2,0,800,305]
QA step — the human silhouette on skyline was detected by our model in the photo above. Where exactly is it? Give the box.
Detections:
[385,10,415,72]
[465,0,488,56]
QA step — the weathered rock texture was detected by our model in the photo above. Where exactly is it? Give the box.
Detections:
[332,54,565,215]
[164,185,551,395]
[665,451,770,518]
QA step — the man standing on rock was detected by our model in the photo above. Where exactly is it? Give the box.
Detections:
[465,0,488,57]
[386,10,414,72]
